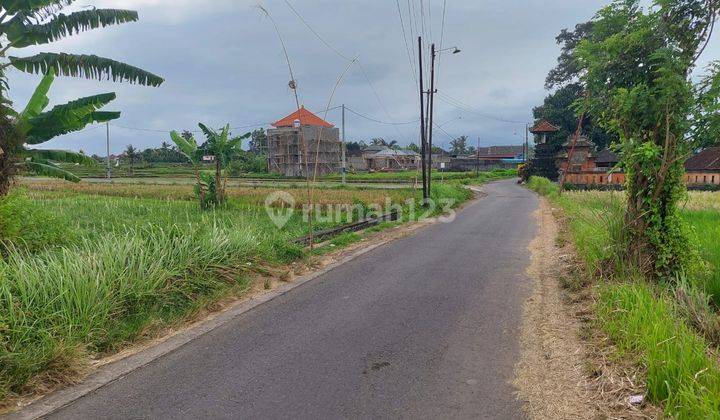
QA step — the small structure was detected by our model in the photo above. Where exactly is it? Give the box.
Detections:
[528,120,561,180]
[365,148,420,171]
[266,107,341,177]
[450,145,526,171]
[685,146,720,186]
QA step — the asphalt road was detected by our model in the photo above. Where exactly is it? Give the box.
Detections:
[47,179,538,420]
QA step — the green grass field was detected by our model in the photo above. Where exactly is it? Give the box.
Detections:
[0,170,514,404]
[526,177,720,418]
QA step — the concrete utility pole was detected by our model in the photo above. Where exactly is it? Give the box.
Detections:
[106,122,111,181]
[341,104,347,184]
[525,123,529,163]
[418,36,428,202]
[427,43,436,195]
[476,136,480,177]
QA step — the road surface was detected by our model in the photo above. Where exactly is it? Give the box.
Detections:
[47,179,538,419]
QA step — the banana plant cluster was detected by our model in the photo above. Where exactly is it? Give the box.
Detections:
[170,124,250,208]
[0,0,163,190]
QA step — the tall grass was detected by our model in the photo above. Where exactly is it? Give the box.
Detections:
[598,283,720,418]
[527,177,720,417]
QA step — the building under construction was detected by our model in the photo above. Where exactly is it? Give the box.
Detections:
[267,107,341,177]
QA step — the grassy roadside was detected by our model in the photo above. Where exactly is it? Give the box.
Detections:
[526,176,720,418]
[0,172,507,406]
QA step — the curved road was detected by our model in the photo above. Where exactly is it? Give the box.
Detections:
[46,179,538,419]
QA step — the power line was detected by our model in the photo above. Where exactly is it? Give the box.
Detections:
[396,0,418,86]
[435,90,528,124]
[437,0,447,83]
[345,106,418,125]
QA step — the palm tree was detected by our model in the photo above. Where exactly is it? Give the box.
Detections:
[0,2,164,194]
[124,145,139,176]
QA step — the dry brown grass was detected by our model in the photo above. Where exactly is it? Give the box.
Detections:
[514,198,662,419]
[18,179,416,208]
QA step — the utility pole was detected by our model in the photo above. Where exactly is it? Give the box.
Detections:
[106,122,111,181]
[476,136,480,177]
[341,104,347,184]
[524,123,529,163]
[427,43,436,196]
[418,36,428,202]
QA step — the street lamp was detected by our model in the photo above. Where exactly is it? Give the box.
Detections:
[427,44,461,195]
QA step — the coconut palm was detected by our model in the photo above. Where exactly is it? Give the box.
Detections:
[0,1,164,193]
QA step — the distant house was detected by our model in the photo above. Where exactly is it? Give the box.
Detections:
[557,141,720,188]
[449,145,526,172]
[365,148,420,171]
[685,146,720,186]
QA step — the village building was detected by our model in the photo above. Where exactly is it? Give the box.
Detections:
[346,145,419,172]
[266,107,341,177]
[449,145,526,171]
[685,146,720,186]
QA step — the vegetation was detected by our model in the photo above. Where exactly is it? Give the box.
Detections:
[575,0,719,277]
[0,167,516,403]
[0,2,163,194]
[528,177,720,417]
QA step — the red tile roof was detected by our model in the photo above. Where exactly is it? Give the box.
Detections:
[685,146,720,171]
[530,120,560,133]
[272,106,334,128]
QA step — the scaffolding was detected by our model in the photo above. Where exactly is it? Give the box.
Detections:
[267,125,341,177]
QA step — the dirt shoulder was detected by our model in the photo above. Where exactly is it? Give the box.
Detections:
[513,197,660,419]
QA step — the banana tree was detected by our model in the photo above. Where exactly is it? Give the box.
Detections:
[12,69,119,181]
[0,1,164,193]
[170,125,250,206]
[198,124,250,204]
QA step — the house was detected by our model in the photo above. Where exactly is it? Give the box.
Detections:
[266,106,341,177]
[365,148,420,171]
[449,145,526,172]
[685,146,720,186]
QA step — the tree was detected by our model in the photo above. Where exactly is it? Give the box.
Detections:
[0,2,163,194]
[124,145,139,176]
[450,135,470,154]
[10,69,118,182]
[248,128,267,154]
[169,130,208,207]
[406,142,420,153]
[577,0,720,277]
[170,123,252,207]
[345,141,363,152]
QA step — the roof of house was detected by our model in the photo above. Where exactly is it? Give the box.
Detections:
[370,149,419,157]
[685,146,720,171]
[530,120,560,134]
[362,144,389,153]
[476,145,525,157]
[596,148,619,165]
[272,106,334,128]
[562,135,596,149]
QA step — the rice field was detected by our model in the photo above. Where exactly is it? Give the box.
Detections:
[1,170,514,404]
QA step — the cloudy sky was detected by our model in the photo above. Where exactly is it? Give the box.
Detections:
[7,0,720,155]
